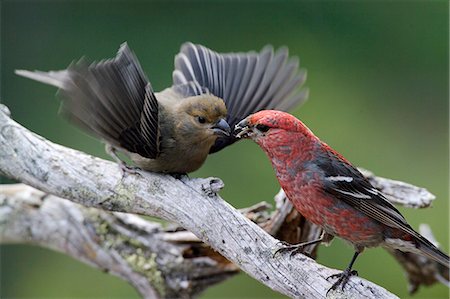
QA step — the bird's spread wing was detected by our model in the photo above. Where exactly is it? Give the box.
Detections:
[119,84,160,158]
[173,42,308,152]
[17,43,160,159]
[316,146,420,234]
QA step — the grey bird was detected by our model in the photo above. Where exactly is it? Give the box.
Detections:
[16,42,308,174]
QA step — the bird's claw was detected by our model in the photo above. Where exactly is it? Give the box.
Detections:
[276,240,291,247]
[106,145,141,176]
[119,162,142,176]
[326,269,358,294]
[273,242,307,258]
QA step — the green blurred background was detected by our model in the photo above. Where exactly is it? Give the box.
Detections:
[1,1,448,298]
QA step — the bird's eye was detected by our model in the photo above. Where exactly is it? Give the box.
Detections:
[197,116,206,124]
[256,124,270,132]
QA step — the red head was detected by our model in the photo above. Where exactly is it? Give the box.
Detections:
[235,110,315,142]
[235,110,350,164]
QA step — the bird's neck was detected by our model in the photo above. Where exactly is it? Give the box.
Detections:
[256,130,319,182]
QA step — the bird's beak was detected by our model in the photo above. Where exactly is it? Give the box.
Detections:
[212,118,231,137]
[234,119,252,139]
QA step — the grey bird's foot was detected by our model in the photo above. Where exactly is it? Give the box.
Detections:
[118,162,142,176]
[105,144,141,176]
[273,242,308,258]
[273,236,326,258]
[326,269,358,294]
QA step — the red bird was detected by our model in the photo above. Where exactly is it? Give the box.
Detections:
[235,110,449,292]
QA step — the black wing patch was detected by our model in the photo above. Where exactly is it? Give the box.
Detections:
[173,42,308,152]
[57,43,160,159]
[317,144,450,267]
[316,148,417,232]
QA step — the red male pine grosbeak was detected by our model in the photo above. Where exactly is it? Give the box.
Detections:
[235,110,449,292]
[15,43,307,174]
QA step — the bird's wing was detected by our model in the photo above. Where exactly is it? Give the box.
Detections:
[318,147,450,266]
[16,43,160,159]
[172,81,210,98]
[317,146,417,232]
[173,42,308,152]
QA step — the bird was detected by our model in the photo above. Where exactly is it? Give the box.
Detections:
[15,42,308,174]
[234,110,449,292]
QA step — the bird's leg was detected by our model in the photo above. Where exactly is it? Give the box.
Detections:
[274,232,327,258]
[105,144,141,175]
[326,251,360,294]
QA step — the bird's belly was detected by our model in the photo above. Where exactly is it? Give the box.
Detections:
[285,187,384,248]
[129,147,208,174]
[131,155,206,173]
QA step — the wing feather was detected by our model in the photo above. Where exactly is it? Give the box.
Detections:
[317,149,421,237]
[17,43,160,159]
[172,42,308,152]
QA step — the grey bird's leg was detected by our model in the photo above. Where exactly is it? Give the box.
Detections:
[105,144,141,175]
[274,231,334,258]
[326,251,360,294]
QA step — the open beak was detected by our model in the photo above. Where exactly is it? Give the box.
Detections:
[212,118,231,137]
[234,119,252,139]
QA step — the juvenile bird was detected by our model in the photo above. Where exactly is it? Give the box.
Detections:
[16,43,308,173]
[235,110,449,292]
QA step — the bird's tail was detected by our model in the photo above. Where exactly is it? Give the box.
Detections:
[415,233,450,268]
[15,69,69,89]
[385,226,449,268]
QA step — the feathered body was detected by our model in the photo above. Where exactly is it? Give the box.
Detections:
[131,92,227,173]
[235,110,449,289]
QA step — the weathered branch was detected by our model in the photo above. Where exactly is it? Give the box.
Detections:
[0,184,238,298]
[0,103,441,298]
[1,185,446,299]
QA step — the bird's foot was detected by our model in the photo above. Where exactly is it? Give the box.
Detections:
[118,162,142,176]
[326,268,358,294]
[105,145,142,176]
[105,143,141,176]
[273,241,308,258]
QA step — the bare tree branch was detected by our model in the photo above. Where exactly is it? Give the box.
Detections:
[0,103,440,298]
[1,184,446,299]
[0,184,238,299]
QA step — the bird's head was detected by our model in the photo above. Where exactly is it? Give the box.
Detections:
[176,95,230,145]
[234,110,314,143]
